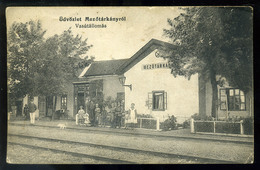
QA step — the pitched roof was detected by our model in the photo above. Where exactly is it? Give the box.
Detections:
[82,59,128,77]
[118,39,177,74]
[80,39,177,77]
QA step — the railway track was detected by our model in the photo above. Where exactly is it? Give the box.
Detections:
[8,133,239,164]
[8,142,134,164]
[9,123,253,145]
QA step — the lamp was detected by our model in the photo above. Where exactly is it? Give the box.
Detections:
[119,75,132,91]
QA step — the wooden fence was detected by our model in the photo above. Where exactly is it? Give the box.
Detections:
[190,118,245,135]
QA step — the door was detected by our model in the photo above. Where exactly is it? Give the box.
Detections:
[74,83,90,115]
[77,92,85,112]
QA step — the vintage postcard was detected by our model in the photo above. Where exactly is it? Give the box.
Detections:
[6,7,253,164]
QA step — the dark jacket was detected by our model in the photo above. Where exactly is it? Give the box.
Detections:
[28,103,37,113]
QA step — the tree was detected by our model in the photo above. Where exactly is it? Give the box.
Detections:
[7,20,46,101]
[161,7,253,117]
[8,21,94,115]
[33,28,94,97]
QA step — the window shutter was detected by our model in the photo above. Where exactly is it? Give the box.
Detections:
[148,92,153,109]
[164,91,167,110]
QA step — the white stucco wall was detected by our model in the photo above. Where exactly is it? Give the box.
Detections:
[124,50,199,123]
[103,76,124,100]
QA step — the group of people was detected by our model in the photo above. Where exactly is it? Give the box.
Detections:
[75,100,106,127]
[76,99,138,129]
[23,97,138,129]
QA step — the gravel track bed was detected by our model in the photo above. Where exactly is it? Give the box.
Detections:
[7,143,106,164]
[8,136,198,164]
[8,125,254,163]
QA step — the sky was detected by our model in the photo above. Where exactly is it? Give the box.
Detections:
[6,7,182,61]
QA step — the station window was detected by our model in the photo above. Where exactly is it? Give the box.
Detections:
[219,88,246,111]
[148,91,167,111]
[220,89,227,110]
[61,94,67,110]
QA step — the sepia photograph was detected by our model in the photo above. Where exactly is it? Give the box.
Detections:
[6,7,253,164]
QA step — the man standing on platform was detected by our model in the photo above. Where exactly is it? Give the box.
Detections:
[28,98,37,125]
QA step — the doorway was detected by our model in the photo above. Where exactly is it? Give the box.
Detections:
[77,92,85,112]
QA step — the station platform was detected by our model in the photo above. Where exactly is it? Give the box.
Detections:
[8,119,254,145]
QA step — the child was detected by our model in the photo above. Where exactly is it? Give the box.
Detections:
[125,103,137,129]
[84,112,90,126]
[76,106,85,125]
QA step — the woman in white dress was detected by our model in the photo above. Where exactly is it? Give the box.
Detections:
[125,103,137,129]
[76,106,90,126]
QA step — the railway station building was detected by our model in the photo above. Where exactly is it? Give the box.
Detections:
[78,39,253,122]
[78,39,199,122]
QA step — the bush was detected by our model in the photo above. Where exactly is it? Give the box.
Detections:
[160,115,177,131]
[182,119,190,129]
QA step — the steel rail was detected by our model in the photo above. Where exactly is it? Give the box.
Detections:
[8,141,135,164]
[9,133,239,164]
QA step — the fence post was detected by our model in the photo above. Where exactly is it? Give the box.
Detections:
[190,118,195,133]
[240,120,244,135]
[140,118,142,128]
[213,121,216,133]
[156,118,160,131]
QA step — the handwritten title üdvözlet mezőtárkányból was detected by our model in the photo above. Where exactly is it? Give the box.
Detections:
[59,16,126,22]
